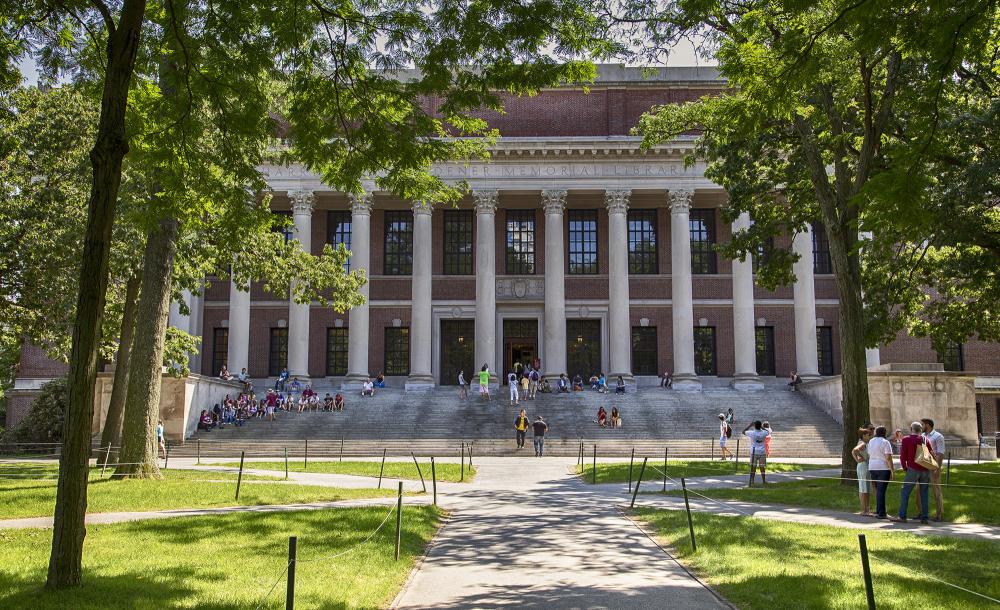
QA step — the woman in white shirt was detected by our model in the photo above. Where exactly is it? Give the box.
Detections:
[866,426,895,519]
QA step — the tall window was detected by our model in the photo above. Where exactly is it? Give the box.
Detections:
[937,342,964,371]
[269,328,288,376]
[817,326,834,375]
[384,327,410,375]
[328,210,352,271]
[631,327,658,375]
[567,210,598,274]
[211,328,229,376]
[694,327,717,375]
[273,211,293,243]
[755,326,775,376]
[443,209,474,275]
[505,209,536,274]
[326,327,349,376]
[383,210,413,275]
[812,222,832,274]
[690,209,717,274]
[628,210,658,274]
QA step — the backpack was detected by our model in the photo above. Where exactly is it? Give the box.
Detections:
[725,423,732,438]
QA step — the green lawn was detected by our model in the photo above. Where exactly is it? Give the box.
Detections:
[0,506,442,609]
[636,509,1000,609]
[575,459,828,484]
[661,461,1000,525]
[0,463,397,519]
[215,459,476,482]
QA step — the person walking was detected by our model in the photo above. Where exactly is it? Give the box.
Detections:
[156,420,166,459]
[892,421,934,524]
[478,364,491,401]
[718,414,733,460]
[458,370,468,400]
[514,409,529,450]
[507,370,519,406]
[867,426,895,519]
[921,418,946,521]
[532,416,548,457]
[528,368,540,399]
[852,427,873,516]
[275,367,289,391]
[743,420,771,486]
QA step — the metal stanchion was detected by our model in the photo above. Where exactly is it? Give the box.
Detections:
[235,450,246,500]
[858,534,876,610]
[284,447,289,480]
[411,451,427,493]
[734,436,741,473]
[394,481,403,561]
[460,442,465,481]
[630,458,648,508]
[378,448,387,489]
[628,447,635,493]
[286,536,297,610]
[681,477,696,552]
[593,444,597,484]
[663,446,668,492]
[431,457,437,506]
[304,439,308,469]
[101,444,112,476]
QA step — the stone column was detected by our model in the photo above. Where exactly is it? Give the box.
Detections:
[792,223,820,378]
[606,189,633,384]
[731,212,762,389]
[859,231,881,369]
[287,190,315,378]
[227,278,250,375]
[542,189,568,380]
[406,202,435,389]
[473,190,499,386]
[343,193,372,389]
[669,189,701,390]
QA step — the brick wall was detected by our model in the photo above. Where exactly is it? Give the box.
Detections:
[16,343,68,378]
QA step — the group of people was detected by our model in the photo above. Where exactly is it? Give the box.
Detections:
[716,410,773,485]
[596,406,623,429]
[196,387,347,433]
[853,418,946,524]
[513,409,549,456]
[458,363,631,404]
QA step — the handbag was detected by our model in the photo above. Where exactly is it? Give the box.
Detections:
[915,442,940,471]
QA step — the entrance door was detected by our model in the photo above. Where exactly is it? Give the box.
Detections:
[566,319,601,379]
[503,319,538,384]
[440,320,474,385]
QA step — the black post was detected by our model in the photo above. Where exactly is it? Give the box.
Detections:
[286,536,297,610]
[630,458,648,508]
[711,438,715,461]
[431,457,437,506]
[578,441,584,467]
[593,444,598,484]
[663,446,668,492]
[858,534,876,610]
[235,450,245,501]
[681,477,696,552]
[378,448,387,489]
[467,442,473,468]
[101,443,112,477]
[734,437,741,473]
[946,452,952,485]
[411,451,427,493]
[628,447,635,493]
[304,439,308,469]
[340,435,344,462]
[164,441,170,470]
[977,442,982,464]
[461,442,465,482]
[197,438,201,465]
[394,481,403,561]
[284,447,289,480]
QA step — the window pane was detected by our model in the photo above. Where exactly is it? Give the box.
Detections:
[755,326,775,376]
[443,209,474,275]
[631,326,658,375]
[384,327,410,376]
[212,328,229,376]
[326,327,349,376]
[694,327,717,375]
[566,320,601,378]
[273,211,293,243]
[628,210,658,274]
[505,209,535,274]
[568,210,598,274]
[269,328,288,376]
[689,209,717,274]
[383,210,414,275]
[812,222,832,274]
[937,342,964,372]
[328,211,352,271]
[753,237,774,273]
[817,326,834,375]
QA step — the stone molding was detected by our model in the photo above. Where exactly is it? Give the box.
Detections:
[496,277,544,300]
[289,190,315,214]
[605,189,631,215]
[349,193,373,215]
[472,189,498,214]
[541,189,568,214]
[669,189,694,213]
[412,201,433,216]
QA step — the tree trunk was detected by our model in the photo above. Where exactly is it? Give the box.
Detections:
[47,0,149,589]
[114,217,179,479]
[99,270,142,451]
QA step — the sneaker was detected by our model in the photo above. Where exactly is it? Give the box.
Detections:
[920,519,930,525]
[889,516,906,523]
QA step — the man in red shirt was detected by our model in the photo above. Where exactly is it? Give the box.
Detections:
[892,421,933,524]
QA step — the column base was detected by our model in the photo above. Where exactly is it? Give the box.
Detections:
[671,374,702,391]
[405,373,435,391]
[731,374,764,391]
[341,373,370,390]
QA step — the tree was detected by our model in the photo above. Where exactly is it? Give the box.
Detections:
[626,0,998,479]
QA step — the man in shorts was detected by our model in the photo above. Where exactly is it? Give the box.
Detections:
[478,365,491,401]
[743,420,771,486]
[718,414,733,460]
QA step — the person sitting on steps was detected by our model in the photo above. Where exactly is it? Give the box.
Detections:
[361,377,375,397]
[787,371,803,391]
[615,375,626,394]
[334,392,345,411]
[610,407,622,429]
[375,372,385,388]
[597,406,607,428]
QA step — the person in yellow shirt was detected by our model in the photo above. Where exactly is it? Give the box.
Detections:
[514,409,529,449]
[478,364,491,401]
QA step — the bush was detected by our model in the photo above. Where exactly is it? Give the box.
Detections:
[6,377,68,444]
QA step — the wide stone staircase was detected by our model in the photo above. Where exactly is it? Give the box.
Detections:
[172,381,843,459]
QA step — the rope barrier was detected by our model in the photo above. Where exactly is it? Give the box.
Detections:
[296,502,398,564]
[252,559,293,610]
[867,550,1000,605]
[644,464,757,518]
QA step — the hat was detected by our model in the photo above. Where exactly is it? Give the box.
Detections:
[718,413,725,418]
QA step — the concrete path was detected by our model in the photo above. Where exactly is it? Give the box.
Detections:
[392,456,729,609]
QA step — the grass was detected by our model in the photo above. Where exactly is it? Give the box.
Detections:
[575,459,828,484]
[0,463,398,520]
[215,459,476,482]
[661,461,1000,525]
[0,506,443,609]
[635,508,1000,609]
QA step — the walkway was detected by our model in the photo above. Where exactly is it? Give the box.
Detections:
[392,456,729,609]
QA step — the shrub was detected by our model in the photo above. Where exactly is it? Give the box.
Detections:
[6,377,68,445]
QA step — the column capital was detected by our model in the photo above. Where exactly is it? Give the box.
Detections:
[472,189,498,214]
[541,189,567,214]
[605,189,631,215]
[669,189,694,214]
[289,190,315,214]
[412,201,433,217]
[349,192,373,216]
